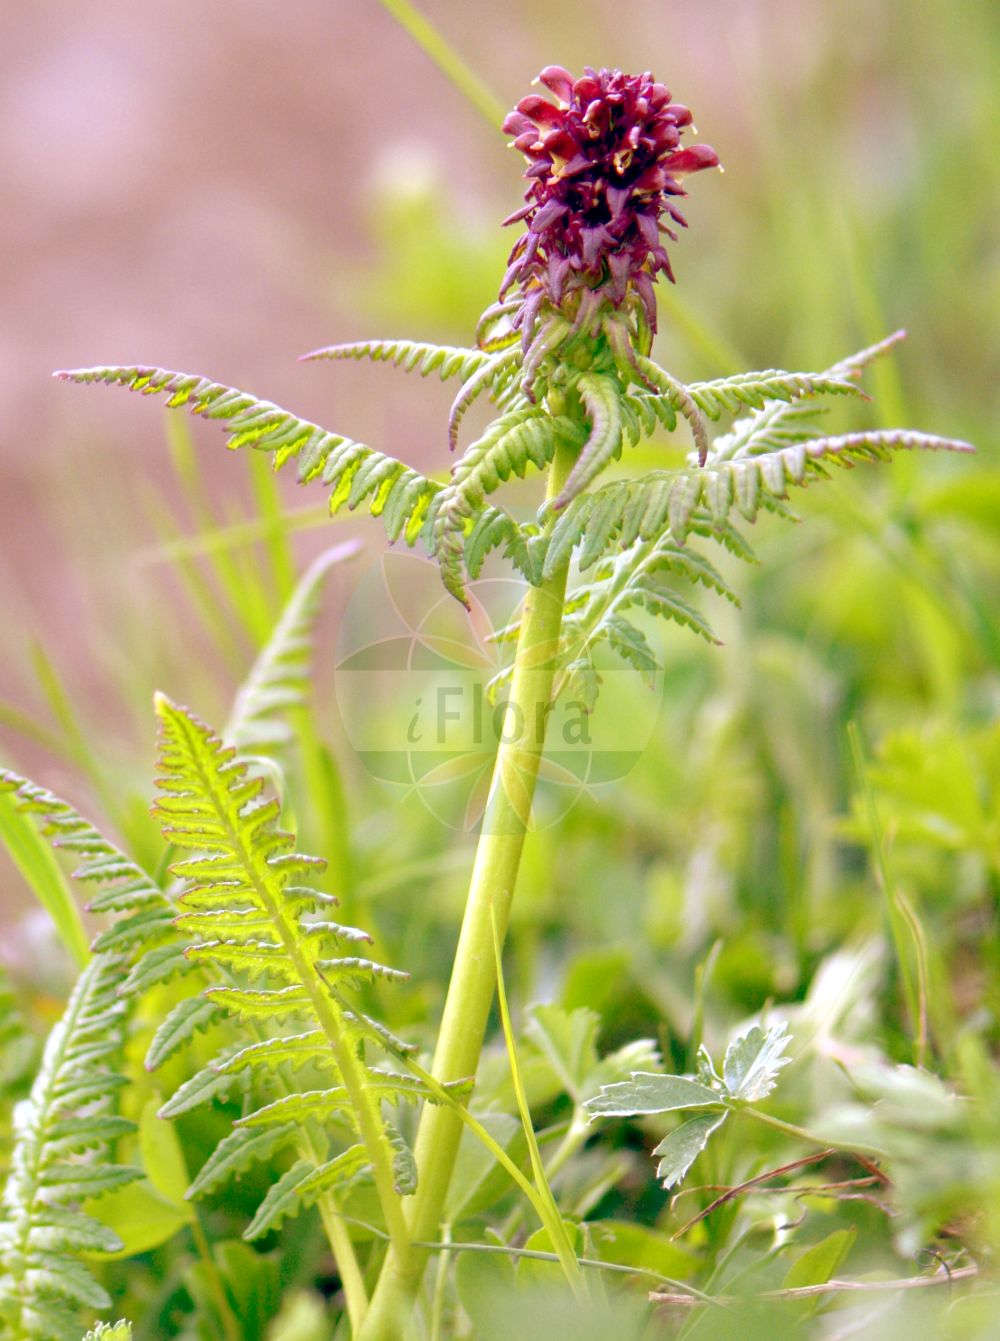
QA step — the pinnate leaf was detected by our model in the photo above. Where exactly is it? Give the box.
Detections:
[585,1073,720,1120]
[187,1123,298,1201]
[145,997,222,1072]
[158,1055,241,1119]
[652,1112,728,1188]
[722,1022,792,1101]
[243,1147,370,1241]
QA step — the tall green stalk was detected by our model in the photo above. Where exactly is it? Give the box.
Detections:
[357,440,576,1341]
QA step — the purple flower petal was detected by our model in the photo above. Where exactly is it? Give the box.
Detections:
[501,66,718,332]
[665,145,721,175]
[538,65,575,102]
[531,198,570,231]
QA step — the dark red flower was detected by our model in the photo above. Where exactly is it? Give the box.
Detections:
[501,66,719,334]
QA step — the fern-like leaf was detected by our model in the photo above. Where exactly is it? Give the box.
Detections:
[434,409,583,604]
[0,957,139,1341]
[616,576,721,645]
[603,615,659,685]
[145,998,223,1073]
[553,372,623,509]
[55,366,440,552]
[185,1123,298,1202]
[686,369,864,420]
[0,774,170,928]
[447,349,522,451]
[55,365,547,602]
[539,405,970,708]
[0,765,190,1147]
[242,1148,370,1241]
[553,539,725,705]
[0,771,186,1084]
[301,337,492,383]
[689,429,974,531]
[545,424,972,573]
[708,331,907,463]
[226,541,358,754]
[151,695,422,1240]
[633,355,711,465]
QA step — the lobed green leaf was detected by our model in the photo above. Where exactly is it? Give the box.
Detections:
[585,1073,721,1120]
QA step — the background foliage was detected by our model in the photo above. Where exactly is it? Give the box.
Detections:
[0,1,997,1337]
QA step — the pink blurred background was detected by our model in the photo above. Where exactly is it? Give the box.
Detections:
[1,0,996,790]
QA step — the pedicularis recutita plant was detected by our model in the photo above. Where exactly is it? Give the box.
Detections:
[0,66,971,1340]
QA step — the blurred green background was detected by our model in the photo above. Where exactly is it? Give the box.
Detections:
[0,3,998,1331]
[2,0,998,1064]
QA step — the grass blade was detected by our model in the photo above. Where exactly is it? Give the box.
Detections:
[490,903,585,1296]
[0,786,89,968]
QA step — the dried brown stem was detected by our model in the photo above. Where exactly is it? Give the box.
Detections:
[671,1150,833,1239]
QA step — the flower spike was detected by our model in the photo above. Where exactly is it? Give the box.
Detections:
[501,67,719,338]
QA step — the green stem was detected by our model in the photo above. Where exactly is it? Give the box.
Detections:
[491,905,584,1294]
[401,1052,576,1236]
[376,0,507,130]
[542,1113,589,1183]
[413,1239,719,1306]
[317,1198,368,1331]
[428,1222,451,1341]
[190,1215,241,1341]
[302,1130,369,1332]
[357,441,577,1341]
